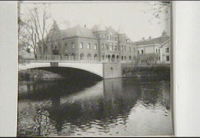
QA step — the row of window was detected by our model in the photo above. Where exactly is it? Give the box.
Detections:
[155,48,160,53]
[63,53,133,61]
[79,42,97,50]
[99,34,118,41]
[137,49,144,55]
[64,42,75,48]
[98,34,131,43]
[101,44,134,52]
[137,47,170,55]
[64,42,98,50]
[101,55,133,61]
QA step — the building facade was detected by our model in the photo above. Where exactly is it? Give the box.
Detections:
[134,31,170,64]
[36,21,170,64]
[37,22,136,63]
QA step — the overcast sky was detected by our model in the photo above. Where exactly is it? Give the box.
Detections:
[20,1,170,41]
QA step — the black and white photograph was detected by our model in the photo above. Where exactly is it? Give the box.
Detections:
[17,1,173,136]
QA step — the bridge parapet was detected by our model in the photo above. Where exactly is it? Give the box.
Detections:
[19,59,135,79]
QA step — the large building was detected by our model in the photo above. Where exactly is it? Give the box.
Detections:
[37,21,136,63]
[36,21,170,64]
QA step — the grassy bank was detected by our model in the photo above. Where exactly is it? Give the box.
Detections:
[122,64,170,81]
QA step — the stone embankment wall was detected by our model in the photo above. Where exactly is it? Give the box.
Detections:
[103,63,122,79]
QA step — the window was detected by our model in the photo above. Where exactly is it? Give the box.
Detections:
[115,45,118,51]
[87,43,90,49]
[109,45,112,51]
[166,47,169,53]
[155,48,160,53]
[102,44,104,50]
[141,49,144,54]
[71,53,75,60]
[80,42,83,49]
[166,56,170,61]
[72,42,75,48]
[94,54,98,60]
[80,53,84,60]
[94,44,97,49]
[156,48,158,53]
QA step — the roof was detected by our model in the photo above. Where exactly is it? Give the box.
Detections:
[61,25,96,39]
[134,36,170,46]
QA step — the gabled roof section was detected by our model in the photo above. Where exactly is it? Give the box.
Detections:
[61,25,96,39]
[134,36,170,46]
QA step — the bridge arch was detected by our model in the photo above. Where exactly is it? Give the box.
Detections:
[19,62,103,78]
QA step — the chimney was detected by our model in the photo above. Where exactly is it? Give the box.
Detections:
[149,36,151,40]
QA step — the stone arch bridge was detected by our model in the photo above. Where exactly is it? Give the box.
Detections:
[19,60,124,79]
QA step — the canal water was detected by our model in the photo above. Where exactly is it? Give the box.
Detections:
[18,77,173,136]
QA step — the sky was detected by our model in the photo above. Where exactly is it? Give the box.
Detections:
[20,1,170,41]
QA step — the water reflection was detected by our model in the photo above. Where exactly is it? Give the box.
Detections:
[18,78,173,136]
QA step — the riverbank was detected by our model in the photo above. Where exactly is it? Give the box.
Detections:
[122,64,170,80]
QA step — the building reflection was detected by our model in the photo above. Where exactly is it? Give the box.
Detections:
[44,78,142,134]
[18,78,171,136]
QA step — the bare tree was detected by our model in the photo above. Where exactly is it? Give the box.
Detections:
[152,1,170,23]
[18,3,53,59]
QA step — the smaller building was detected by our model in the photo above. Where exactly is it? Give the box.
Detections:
[134,31,170,65]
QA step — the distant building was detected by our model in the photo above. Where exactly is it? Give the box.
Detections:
[36,21,170,64]
[134,31,170,64]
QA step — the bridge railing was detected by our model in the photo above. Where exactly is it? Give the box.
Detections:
[20,59,136,64]
[19,55,136,64]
